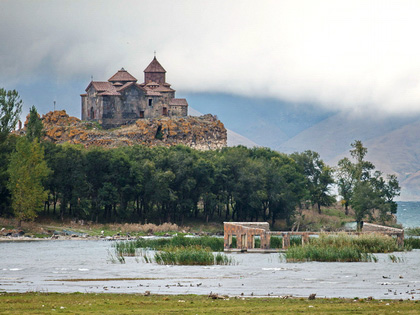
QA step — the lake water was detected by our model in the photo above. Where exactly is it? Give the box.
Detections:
[397,201,420,228]
[1,240,419,300]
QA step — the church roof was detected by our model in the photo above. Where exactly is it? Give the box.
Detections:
[145,81,159,86]
[169,98,188,106]
[98,91,121,96]
[86,81,116,92]
[108,68,138,82]
[154,85,175,92]
[117,81,135,91]
[146,91,162,96]
[144,57,166,73]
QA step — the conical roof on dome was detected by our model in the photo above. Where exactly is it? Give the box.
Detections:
[108,68,138,82]
[144,57,166,73]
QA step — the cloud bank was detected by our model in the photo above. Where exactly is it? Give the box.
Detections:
[1,0,420,114]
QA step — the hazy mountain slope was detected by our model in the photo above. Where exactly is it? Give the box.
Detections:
[278,112,418,160]
[227,129,259,147]
[181,92,333,148]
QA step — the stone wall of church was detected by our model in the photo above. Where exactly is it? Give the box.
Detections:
[169,105,187,117]
[144,72,165,84]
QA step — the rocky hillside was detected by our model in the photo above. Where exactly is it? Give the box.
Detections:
[30,111,227,150]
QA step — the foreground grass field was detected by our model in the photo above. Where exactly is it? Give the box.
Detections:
[0,293,419,314]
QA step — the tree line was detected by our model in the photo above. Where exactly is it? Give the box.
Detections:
[0,89,400,229]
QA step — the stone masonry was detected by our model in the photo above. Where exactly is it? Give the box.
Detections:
[224,222,404,252]
[81,56,188,129]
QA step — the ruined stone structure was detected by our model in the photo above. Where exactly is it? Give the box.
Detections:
[223,222,404,252]
[81,56,188,128]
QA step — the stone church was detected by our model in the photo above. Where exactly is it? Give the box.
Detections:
[81,56,188,128]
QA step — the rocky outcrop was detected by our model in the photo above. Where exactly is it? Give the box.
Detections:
[35,110,227,150]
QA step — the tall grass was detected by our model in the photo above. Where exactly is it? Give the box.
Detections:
[153,246,235,265]
[285,233,400,262]
[405,227,420,236]
[113,241,137,256]
[133,235,224,252]
[405,237,420,249]
[285,244,377,262]
[114,235,224,257]
[312,233,400,253]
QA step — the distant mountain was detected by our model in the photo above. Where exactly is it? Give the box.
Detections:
[181,92,333,148]
[227,129,259,147]
[279,113,418,160]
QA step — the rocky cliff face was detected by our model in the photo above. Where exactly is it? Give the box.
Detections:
[33,110,227,150]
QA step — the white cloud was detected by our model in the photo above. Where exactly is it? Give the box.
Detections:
[1,0,420,114]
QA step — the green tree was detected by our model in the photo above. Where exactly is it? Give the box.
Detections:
[290,150,335,214]
[336,157,355,215]
[0,88,22,215]
[266,154,306,226]
[0,135,17,216]
[26,105,44,142]
[7,137,50,226]
[0,88,22,141]
[49,144,87,221]
[340,141,400,230]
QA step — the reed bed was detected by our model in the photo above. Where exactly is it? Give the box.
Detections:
[113,235,225,256]
[153,246,235,265]
[404,237,420,249]
[285,244,377,262]
[113,241,137,257]
[133,235,224,251]
[285,233,401,262]
[312,233,400,253]
[405,227,420,236]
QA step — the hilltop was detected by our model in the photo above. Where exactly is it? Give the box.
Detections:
[23,110,227,150]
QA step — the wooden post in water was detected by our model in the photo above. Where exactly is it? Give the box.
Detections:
[397,231,404,248]
[282,233,290,249]
[302,233,309,246]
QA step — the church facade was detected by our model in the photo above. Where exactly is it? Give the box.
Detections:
[81,57,188,128]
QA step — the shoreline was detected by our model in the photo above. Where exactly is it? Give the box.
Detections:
[0,235,135,242]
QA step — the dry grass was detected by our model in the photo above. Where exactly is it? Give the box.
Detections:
[0,217,187,236]
[293,207,352,231]
[0,217,47,234]
[103,222,185,234]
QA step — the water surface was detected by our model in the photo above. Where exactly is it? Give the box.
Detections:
[1,240,419,299]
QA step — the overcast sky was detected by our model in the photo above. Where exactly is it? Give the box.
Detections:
[1,0,420,115]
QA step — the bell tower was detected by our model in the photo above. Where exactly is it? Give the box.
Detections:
[144,55,166,84]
